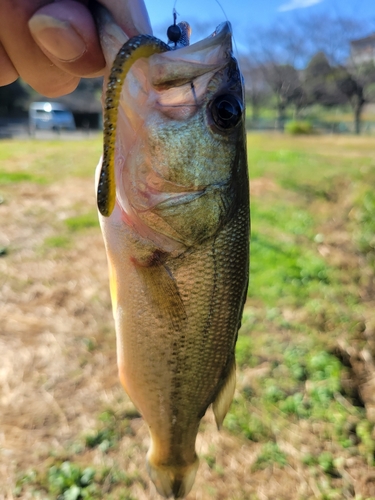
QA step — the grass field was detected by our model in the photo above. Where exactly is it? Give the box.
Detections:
[1,133,375,500]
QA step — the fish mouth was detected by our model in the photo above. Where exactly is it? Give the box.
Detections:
[149,22,233,88]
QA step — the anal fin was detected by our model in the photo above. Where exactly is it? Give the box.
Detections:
[212,358,236,429]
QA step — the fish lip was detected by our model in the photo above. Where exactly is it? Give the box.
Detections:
[211,21,233,39]
[184,21,232,51]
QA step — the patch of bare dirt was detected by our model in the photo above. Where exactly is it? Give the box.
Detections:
[250,178,280,197]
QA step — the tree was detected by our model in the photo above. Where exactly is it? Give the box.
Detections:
[303,52,345,107]
[239,57,270,121]
[335,60,375,134]
[300,14,375,134]
[242,12,375,133]
[262,63,305,127]
[245,20,309,128]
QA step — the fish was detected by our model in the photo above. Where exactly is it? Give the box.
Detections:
[94,2,250,498]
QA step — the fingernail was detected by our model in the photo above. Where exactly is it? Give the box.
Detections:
[29,14,86,62]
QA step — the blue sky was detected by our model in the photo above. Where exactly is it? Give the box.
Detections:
[144,0,375,48]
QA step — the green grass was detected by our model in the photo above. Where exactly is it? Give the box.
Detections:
[44,235,72,248]
[249,231,330,305]
[15,461,139,500]
[225,133,375,489]
[0,171,46,184]
[0,137,102,185]
[65,212,99,232]
[352,189,375,257]
[252,442,288,471]
[84,410,135,453]
[285,120,314,135]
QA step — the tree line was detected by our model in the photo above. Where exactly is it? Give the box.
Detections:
[240,13,375,134]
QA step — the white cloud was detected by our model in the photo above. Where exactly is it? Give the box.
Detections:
[278,0,324,12]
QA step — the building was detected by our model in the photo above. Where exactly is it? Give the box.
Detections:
[350,33,375,65]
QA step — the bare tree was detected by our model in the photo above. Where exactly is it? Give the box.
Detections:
[239,57,270,121]
[263,63,305,127]
[246,20,308,129]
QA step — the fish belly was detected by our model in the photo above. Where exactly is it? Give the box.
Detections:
[104,201,249,498]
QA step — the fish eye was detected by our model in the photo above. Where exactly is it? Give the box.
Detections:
[210,94,242,130]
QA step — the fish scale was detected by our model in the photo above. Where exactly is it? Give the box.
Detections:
[95,6,250,498]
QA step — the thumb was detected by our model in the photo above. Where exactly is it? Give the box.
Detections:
[29,0,105,78]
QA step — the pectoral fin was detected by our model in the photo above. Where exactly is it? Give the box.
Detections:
[212,358,236,429]
[136,260,187,331]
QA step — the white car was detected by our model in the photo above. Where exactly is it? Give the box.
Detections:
[29,102,76,132]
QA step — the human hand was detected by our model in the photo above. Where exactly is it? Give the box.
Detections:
[0,0,152,97]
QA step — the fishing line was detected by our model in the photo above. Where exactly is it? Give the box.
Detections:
[213,0,239,58]
[213,0,228,22]
[171,0,239,57]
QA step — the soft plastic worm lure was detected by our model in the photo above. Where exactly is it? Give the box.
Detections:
[97,35,170,217]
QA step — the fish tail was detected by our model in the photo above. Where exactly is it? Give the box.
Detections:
[147,453,199,499]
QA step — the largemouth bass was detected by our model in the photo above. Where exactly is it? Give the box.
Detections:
[95,4,250,498]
